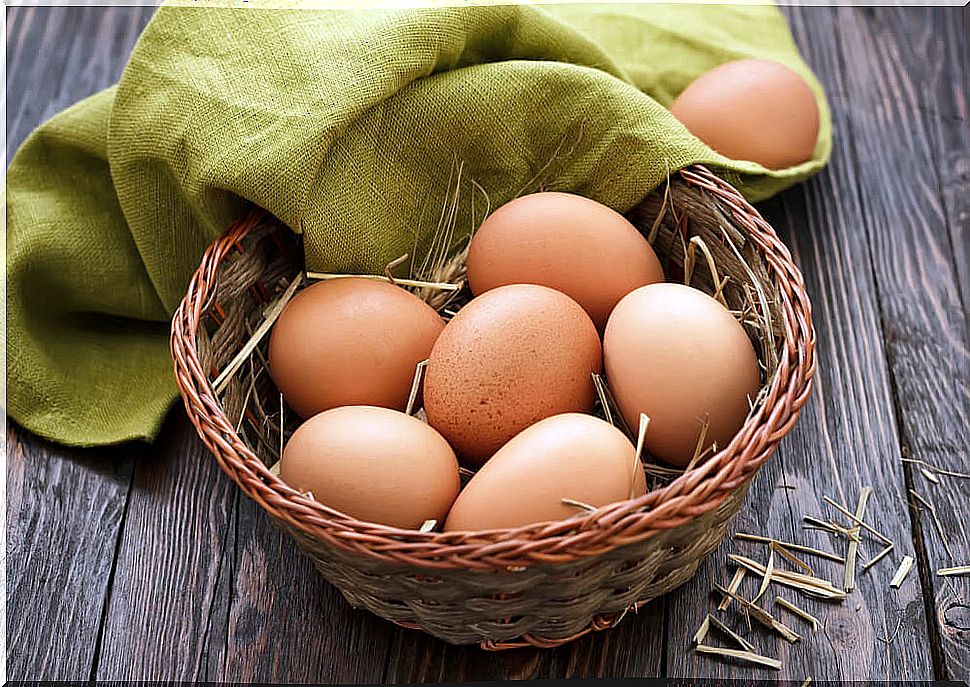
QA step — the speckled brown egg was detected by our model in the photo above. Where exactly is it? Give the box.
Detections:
[424,284,602,467]
[444,413,647,531]
[466,192,664,330]
[268,278,444,419]
[670,59,820,170]
[604,283,761,467]
[280,406,460,529]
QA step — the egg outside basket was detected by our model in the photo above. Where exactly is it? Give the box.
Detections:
[171,165,815,650]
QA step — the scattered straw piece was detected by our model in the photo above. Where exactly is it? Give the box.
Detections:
[279,393,285,461]
[921,467,941,485]
[712,583,801,642]
[861,543,894,573]
[771,541,815,576]
[631,413,650,498]
[843,486,873,592]
[707,613,756,652]
[902,458,970,480]
[755,546,775,602]
[800,678,813,687]
[269,461,281,476]
[213,273,303,394]
[646,168,671,244]
[937,565,970,577]
[306,271,462,292]
[685,415,712,472]
[685,236,728,306]
[562,498,597,513]
[776,596,820,631]
[405,360,429,416]
[734,533,845,563]
[695,645,781,671]
[591,374,614,427]
[693,615,711,644]
[718,568,747,611]
[823,493,891,545]
[877,617,903,645]
[802,516,861,541]
[729,555,847,600]
[419,520,437,533]
[909,489,954,560]
[890,556,915,588]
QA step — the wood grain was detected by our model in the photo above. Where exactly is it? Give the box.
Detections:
[832,7,970,679]
[92,412,236,681]
[5,424,135,681]
[216,498,397,683]
[932,9,969,308]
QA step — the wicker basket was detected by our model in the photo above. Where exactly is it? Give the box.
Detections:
[171,165,815,650]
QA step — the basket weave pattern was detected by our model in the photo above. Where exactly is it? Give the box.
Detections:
[171,165,816,649]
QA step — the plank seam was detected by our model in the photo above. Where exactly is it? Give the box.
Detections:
[87,463,137,682]
[197,487,239,682]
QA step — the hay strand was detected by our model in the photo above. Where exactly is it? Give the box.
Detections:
[861,543,894,573]
[695,645,781,671]
[712,583,801,642]
[213,273,303,395]
[823,493,890,545]
[405,359,429,416]
[890,556,914,588]
[718,568,747,611]
[707,613,756,652]
[775,596,819,631]
[733,532,845,563]
[843,486,873,592]
[937,565,970,577]
[306,271,462,292]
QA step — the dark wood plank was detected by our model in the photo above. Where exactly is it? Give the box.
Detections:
[664,6,939,679]
[92,414,236,681]
[833,7,970,679]
[933,9,969,307]
[6,424,135,681]
[215,496,397,683]
[5,5,156,681]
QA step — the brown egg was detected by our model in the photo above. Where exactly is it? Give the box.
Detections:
[268,278,444,419]
[444,413,647,531]
[670,59,819,170]
[280,406,460,529]
[603,283,761,467]
[466,192,664,330]
[424,284,602,467]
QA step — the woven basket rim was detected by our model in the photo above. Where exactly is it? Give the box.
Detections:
[171,164,816,571]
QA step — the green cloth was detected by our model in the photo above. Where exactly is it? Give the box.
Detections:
[6,3,831,447]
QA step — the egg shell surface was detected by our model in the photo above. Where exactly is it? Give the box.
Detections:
[670,59,820,170]
[424,284,602,467]
[444,413,647,531]
[268,277,444,419]
[466,192,664,330]
[280,405,460,529]
[603,283,761,467]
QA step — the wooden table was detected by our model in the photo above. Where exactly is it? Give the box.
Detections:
[6,5,968,683]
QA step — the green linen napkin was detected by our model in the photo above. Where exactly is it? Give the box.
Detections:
[6,2,831,447]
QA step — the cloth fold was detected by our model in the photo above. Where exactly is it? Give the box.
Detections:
[6,3,831,447]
